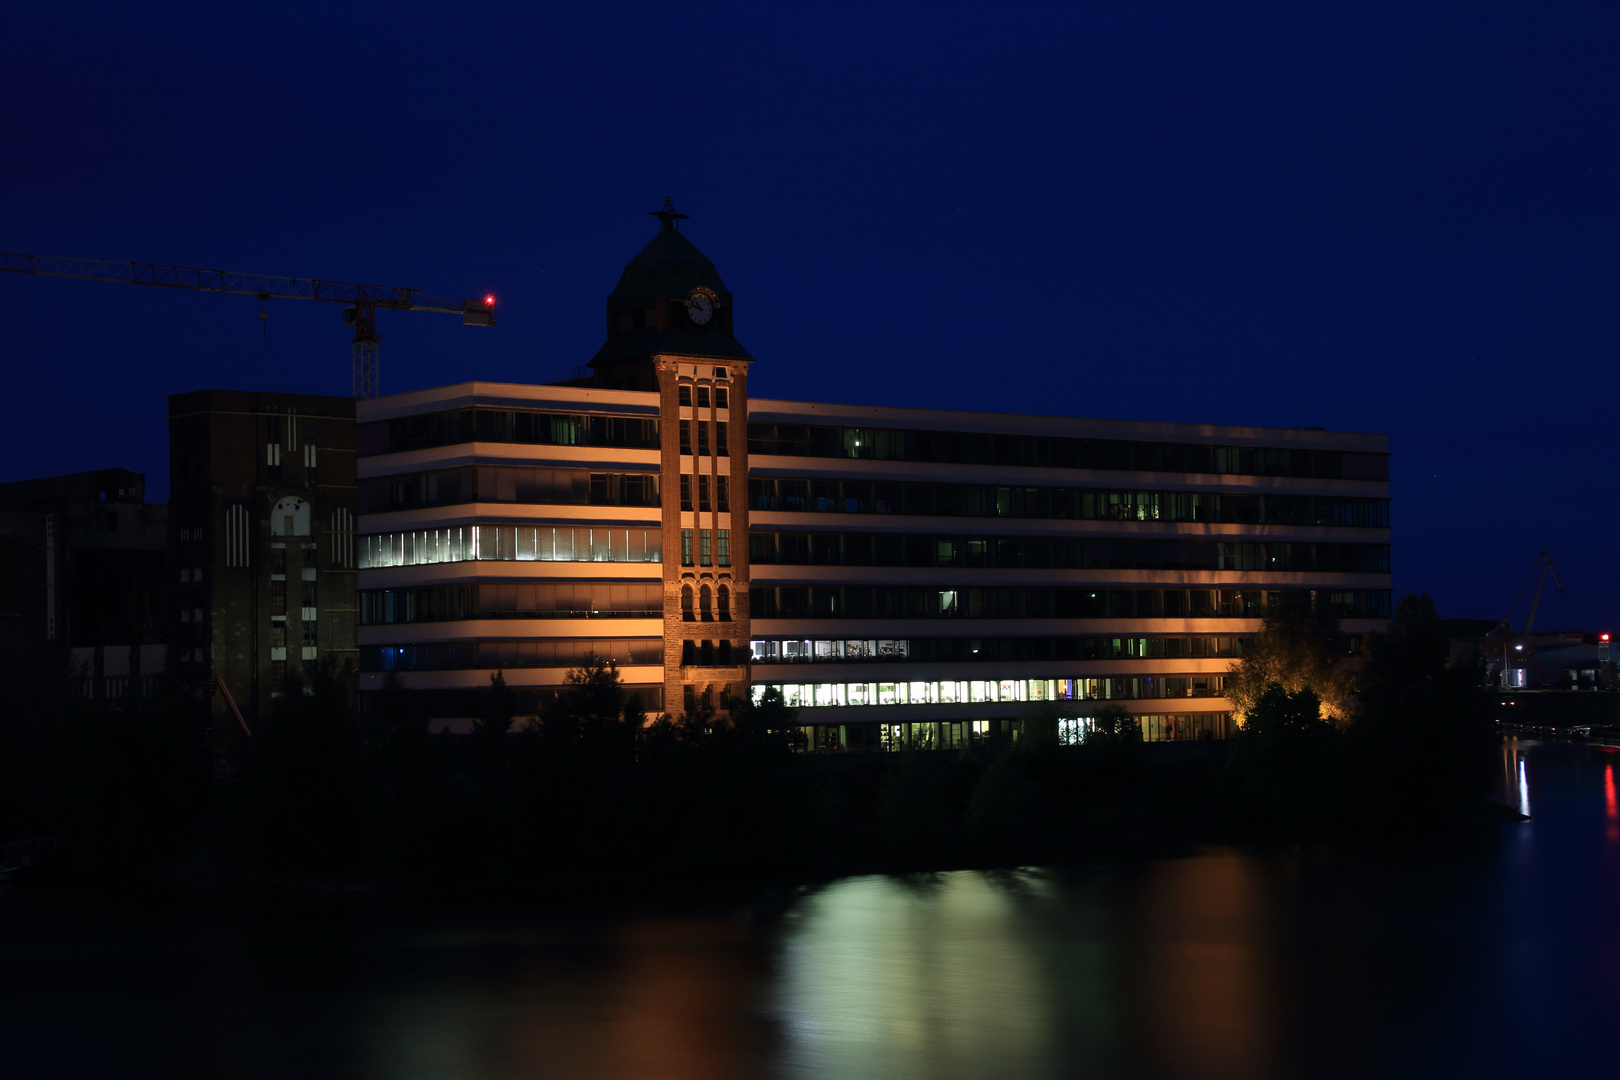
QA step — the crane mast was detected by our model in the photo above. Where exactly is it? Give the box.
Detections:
[0,251,495,397]
[1494,549,1566,688]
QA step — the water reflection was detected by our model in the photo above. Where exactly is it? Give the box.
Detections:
[1606,761,1618,844]
[771,872,1058,1079]
[1503,737,1532,817]
[9,742,1620,1079]
[1128,855,1278,1080]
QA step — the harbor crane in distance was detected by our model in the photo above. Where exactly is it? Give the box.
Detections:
[0,251,496,398]
[1492,549,1565,688]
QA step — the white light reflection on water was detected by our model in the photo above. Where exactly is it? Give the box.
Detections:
[1519,758,1531,818]
[766,861,1279,1080]
[768,872,1056,1079]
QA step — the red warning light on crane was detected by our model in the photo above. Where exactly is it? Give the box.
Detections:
[463,295,496,327]
[1602,633,1611,642]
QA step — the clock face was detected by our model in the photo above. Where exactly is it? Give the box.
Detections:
[687,293,713,325]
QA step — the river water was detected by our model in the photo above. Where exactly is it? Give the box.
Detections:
[4,737,1618,1079]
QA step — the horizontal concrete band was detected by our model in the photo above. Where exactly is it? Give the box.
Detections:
[752,617,1393,636]
[359,444,662,475]
[750,512,1391,541]
[751,658,1241,679]
[359,666,665,690]
[357,381,661,423]
[749,567,1391,587]
[359,619,665,644]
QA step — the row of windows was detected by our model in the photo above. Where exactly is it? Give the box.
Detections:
[748,479,1389,527]
[358,685,665,718]
[360,409,660,455]
[359,526,662,568]
[749,635,1253,663]
[683,639,742,666]
[749,532,1391,573]
[679,528,731,567]
[363,638,662,672]
[749,586,1395,620]
[679,475,730,512]
[747,424,1389,479]
[818,715,1233,750]
[359,468,659,513]
[678,385,729,409]
[680,582,733,621]
[678,419,729,456]
[749,674,1228,709]
[359,583,664,624]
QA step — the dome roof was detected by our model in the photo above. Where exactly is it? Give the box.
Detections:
[590,207,753,367]
[605,225,733,314]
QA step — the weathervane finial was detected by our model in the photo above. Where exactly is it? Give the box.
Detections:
[649,196,690,231]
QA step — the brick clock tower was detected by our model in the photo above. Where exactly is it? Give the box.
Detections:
[586,201,753,721]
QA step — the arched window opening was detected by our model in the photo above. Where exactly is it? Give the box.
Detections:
[270,495,310,537]
[699,584,713,622]
[681,585,694,622]
[717,585,731,621]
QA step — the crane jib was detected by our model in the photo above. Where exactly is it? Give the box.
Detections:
[0,251,466,313]
[1,249,494,397]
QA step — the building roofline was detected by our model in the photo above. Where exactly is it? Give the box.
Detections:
[357,381,659,423]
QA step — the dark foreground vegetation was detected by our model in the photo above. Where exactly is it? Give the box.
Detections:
[0,594,1503,897]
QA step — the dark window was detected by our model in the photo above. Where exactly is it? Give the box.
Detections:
[681,585,694,621]
[680,475,692,511]
[716,422,728,457]
[717,585,731,621]
[717,476,730,512]
[680,420,691,454]
[696,386,710,409]
[715,388,729,409]
[746,423,1377,481]
[679,385,692,407]
[698,475,712,512]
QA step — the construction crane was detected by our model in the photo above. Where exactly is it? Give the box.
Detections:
[0,251,496,398]
[1492,549,1565,687]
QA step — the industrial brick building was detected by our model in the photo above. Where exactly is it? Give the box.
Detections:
[355,214,1392,746]
[168,390,359,729]
[0,468,167,698]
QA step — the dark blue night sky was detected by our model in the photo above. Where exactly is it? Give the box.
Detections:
[2,2,1615,628]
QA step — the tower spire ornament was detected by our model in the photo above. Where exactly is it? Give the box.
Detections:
[649,196,690,231]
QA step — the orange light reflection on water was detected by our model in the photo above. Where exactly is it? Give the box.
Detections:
[1605,760,1617,843]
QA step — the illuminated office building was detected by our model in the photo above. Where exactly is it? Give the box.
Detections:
[355,213,1392,746]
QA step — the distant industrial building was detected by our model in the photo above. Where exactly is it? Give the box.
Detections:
[167,390,358,730]
[353,213,1395,746]
[0,468,167,698]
